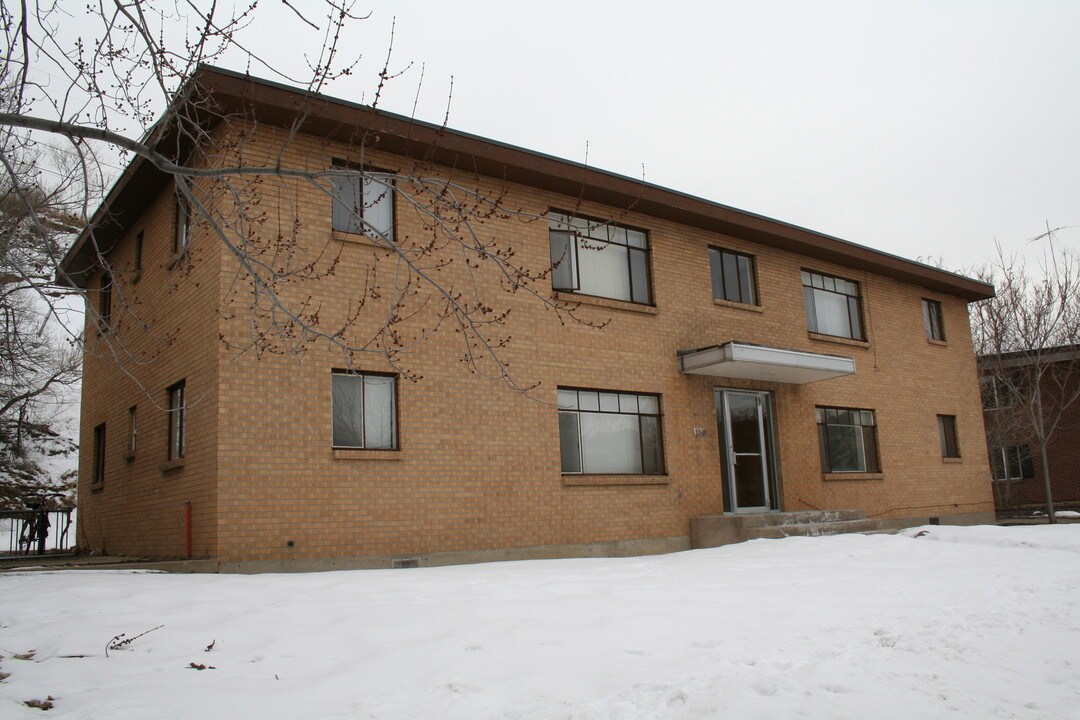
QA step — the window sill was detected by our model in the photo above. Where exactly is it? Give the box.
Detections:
[130,270,142,285]
[159,458,186,473]
[553,291,658,315]
[941,457,963,464]
[808,332,870,349]
[332,230,392,248]
[822,472,883,481]
[90,482,104,493]
[166,252,189,272]
[333,449,402,461]
[713,298,763,313]
[124,451,136,462]
[562,474,669,487]
[927,338,948,347]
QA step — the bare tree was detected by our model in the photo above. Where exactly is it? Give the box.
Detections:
[0,140,83,508]
[0,1,598,400]
[971,234,1080,522]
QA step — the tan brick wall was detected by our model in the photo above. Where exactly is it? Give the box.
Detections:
[77,175,221,558]
[77,122,994,563]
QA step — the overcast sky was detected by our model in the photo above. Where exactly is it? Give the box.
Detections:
[221,1,1080,273]
[42,1,1066,274]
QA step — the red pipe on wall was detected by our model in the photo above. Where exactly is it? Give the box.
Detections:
[184,501,192,560]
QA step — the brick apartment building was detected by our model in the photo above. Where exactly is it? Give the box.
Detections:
[61,67,996,570]
[981,346,1080,510]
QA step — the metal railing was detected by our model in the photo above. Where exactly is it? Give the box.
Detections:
[1,509,74,556]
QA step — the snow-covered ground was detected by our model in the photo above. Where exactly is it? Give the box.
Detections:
[2,525,1079,719]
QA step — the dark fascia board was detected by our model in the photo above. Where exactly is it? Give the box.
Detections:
[59,65,995,302]
[978,344,1080,368]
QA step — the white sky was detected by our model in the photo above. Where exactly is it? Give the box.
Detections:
[226,0,1080,272]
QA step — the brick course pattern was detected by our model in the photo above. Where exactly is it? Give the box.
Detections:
[71,74,995,566]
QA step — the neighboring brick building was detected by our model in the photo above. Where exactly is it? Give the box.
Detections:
[980,346,1080,510]
[60,67,996,570]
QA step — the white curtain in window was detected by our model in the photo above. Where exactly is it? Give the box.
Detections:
[811,289,850,337]
[363,375,395,449]
[580,412,641,474]
[576,240,631,301]
[363,177,394,239]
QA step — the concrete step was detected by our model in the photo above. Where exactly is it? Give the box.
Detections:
[739,509,866,528]
[745,518,881,540]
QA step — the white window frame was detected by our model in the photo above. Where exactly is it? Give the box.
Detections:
[331,160,395,240]
[548,212,652,305]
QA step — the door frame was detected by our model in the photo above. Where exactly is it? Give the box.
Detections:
[715,387,781,514]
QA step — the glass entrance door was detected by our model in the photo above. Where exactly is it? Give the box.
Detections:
[716,389,772,512]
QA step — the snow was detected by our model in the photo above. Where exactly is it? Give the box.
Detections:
[1056,510,1080,519]
[2,526,1079,719]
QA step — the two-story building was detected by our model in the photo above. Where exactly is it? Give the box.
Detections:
[60,67,996,571]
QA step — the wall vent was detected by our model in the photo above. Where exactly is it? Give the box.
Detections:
[391,557,420,569]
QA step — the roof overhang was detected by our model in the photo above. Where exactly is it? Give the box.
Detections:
[57,65,997,302]
[679,342,856,384]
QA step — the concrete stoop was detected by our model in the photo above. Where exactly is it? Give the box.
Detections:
[690,510,882,548]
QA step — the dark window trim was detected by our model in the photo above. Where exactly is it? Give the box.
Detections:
[557,385,665,475]
[92,422,106,488]
[173,191,191,257]
[801,269,866,341]
[330,368,400,450]
[922,298,946,341]
[330,159,397,239]
[547,209,655,307]
[98,271,112,328]
[708,246,759,306]
[937,414,960,458]
[167,379,186,461]
[126,405,137,459]
[990,444,1035,481]
[815,405,881,473]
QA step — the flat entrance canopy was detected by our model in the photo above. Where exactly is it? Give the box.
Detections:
[679,342,855,384]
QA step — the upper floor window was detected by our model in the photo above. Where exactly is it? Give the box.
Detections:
[548,212,651,305]
[937,414,960,458]
[558,388,664,474]
[816,406,880,473]
[331,371,397,449]
[981,374,1017,411]
[331,160,394,240]
[92,423,106,488]
[922,299,945,341]
[174,193,191,255]
[99,271,112,327]
[127,405,137,457]
[802,270,864,340]
[709,247,757,305]
[167,380,186,461]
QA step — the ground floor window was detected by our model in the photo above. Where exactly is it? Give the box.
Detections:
[558,388,663,474]
[92,423,106,487]
[332,371,397,449]
[816,406,880,472]
[990,445,1034,481]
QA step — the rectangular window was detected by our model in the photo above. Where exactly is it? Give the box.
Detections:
[802,270,864,340]
[167,380,186,460]
[990,445,1034,481]
[99,271,112,326]
[816,407,880,473]
[922,299,945,341]
[127,405,137,456]
[937,415,960,458]
[92,423,106,487]
[331,371,397,449]
[709,247,757,305]
[134,230,144,273]
[174,193,191,255]
[981,374,1018,410]
[331,160,394,239]
[548,212,652,305]
[558,388,664,474]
